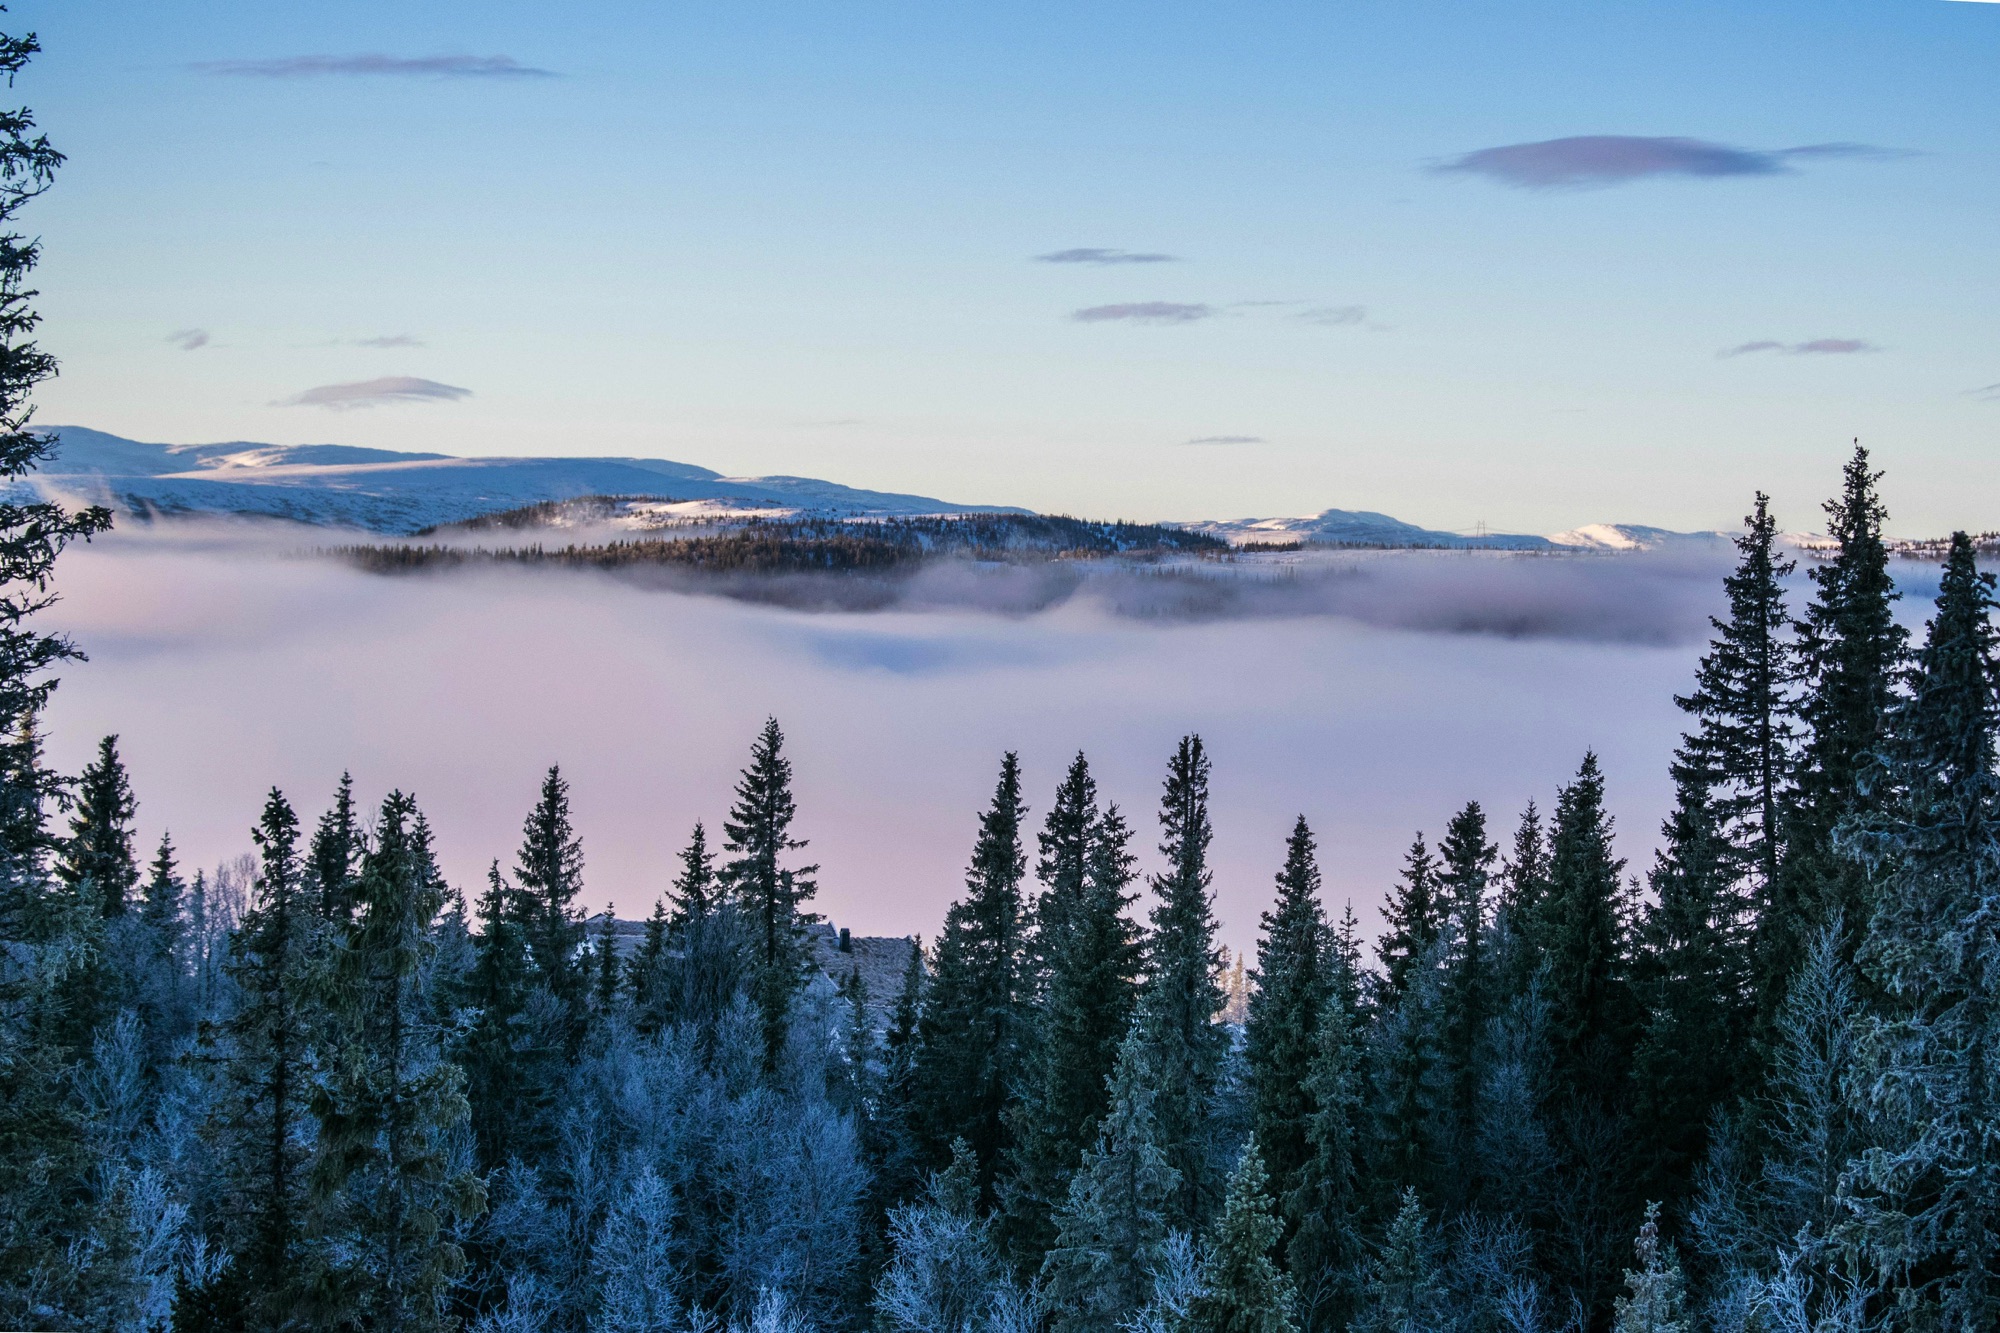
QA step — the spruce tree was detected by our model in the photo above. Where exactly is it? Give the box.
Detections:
[1629,775,1751,1208]
[1612,1204,1688,1333]
[1350,1190,1444,1333]
[1373,834,1441,1011]
[462,861,548,1171]
[1190,1146,1296,1333]
[720,719,820,1067]
[216,787,316,1329]
[1245,816,1328,1215]
[138,831,185,965]
[591,904,621,1019]
[1534,753,1634,1093]
[1674,492,1799,907]
[307,791,484,1333]
[513,765,588,1037]
[664,820,744,1036]
[310,772,363,921]
[1843,533,2000,1331]
[627,897,669,1030]
[59,733,137,916]
[1434,800,1495,1190]
[1137,735,1228,1231]
[0,12,110,917]
[1493,801,1548,998]
[1784,444,1907,987]
[1284,996,1369,1333]
[913,753,1030,1180]
[1041,1030,1181,1333]
[1003,780,1143,1265]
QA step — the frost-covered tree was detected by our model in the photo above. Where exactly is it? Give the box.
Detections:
[1042,1030,1180,1333]
[1374,834,1441,1012]
[308,791,485,1332]
[1188,1145,1295,1333]
[1350,1190,1445,1333]
[1285,996,1368,1333]
[1612,1204,1688,1333]
[875,1140,1015,1333]
[591,1167,682,1333]
[310,771,363,920]
[1841,532,2000,1331]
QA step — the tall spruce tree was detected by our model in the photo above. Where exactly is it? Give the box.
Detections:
[1004,781,1143,1265]
[1784,445,1907,990]
[1041,1029,1181,1333]
[1137,735,1228,1231]
[214,788,316,1328]
[1435,800,1495,1192]
[1245,816,1329,1215]
[1675,493,1799,906]
[913,752,1029,1181]
[1843,533,2000,1330]
[59,733,137,916]
[721,718,820,1067]
[1535,753,1634,1094]
[1494,801,1549,998]
[663,820,744,1037]
[310,772,363,921]
[513,764,588,1037]
[307,791,484,1333]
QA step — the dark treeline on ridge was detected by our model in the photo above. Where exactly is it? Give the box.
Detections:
[334,510,1229,580]
[6,26,2000,1333]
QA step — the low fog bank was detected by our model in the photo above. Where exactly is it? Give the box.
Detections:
[33,520,1741,953]
[331,524,1742,646]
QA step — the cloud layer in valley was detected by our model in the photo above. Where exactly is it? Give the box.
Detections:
[40,522,1754,953]
[1439,135,1901,189]
[195,54,555,79]
[277,376,472,409]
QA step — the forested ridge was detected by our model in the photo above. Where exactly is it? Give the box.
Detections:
[336,511,1228,579]
[7,25,2000,1333]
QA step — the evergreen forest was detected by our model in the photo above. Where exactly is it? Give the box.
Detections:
[6,21,2000,1333]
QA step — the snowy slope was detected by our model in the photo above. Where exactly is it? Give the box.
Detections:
[1188,509,1726,552]
[24,427,1025,534]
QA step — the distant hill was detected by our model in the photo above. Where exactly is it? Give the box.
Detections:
[22,426,1025,534]
[1182,509,1727,552]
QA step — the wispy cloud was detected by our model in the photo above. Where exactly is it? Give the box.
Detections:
[353,334,425,348]
[277,376,472,409]
[1183,435,1265,446]
[1969,383,2000,401]
[195,54,555,79]
[1296,305,1367,327]
[1438,135,1902,189]
[1072,302,1213,324]
[166,329,210,352]
[1035,248,1178,265]
[1719,338,1879,358]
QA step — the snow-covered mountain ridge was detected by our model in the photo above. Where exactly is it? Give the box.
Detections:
[23,427,1025,534]
[23,427,1733,549]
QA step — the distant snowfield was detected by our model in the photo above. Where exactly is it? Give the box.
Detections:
[39,520,1731,953]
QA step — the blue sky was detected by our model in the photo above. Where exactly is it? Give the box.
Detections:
[14,0,2000,532]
